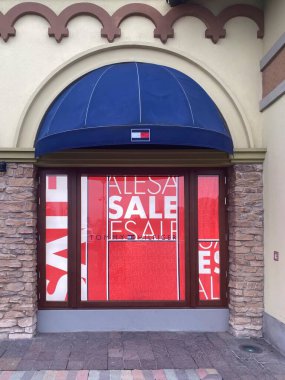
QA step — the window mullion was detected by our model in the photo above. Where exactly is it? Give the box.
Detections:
[219,171,228,306]
[37,171,46,308]
[68,173,78,308]
[189,171,198,307]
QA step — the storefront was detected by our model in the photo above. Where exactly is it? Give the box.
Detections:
[35,62,230,331]
[2,0,278,342]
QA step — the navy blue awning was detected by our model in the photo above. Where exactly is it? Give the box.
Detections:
[35,62,233,157]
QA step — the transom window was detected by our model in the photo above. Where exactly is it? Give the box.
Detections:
[38,169,228,308]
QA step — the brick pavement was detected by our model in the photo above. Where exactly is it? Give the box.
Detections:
[0,332,285,379]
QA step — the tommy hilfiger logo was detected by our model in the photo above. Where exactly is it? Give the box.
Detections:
[131,129,150,142]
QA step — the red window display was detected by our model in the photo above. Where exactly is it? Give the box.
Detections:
[198,176,220,301]
[45,175,68,301]
[81,176,185,301]
[38,169,227,308]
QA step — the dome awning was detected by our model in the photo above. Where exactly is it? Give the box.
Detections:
[35,62,233,157]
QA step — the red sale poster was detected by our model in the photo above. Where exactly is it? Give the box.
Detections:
[45,175,68,301]
[81,176,185,301]
[198,176,220,301]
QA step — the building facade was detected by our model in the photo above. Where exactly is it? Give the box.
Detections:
[0,0,284,354]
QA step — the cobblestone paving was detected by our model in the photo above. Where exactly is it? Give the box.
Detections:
[0,332,285,379]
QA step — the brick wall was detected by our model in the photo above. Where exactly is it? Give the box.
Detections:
[228,164,264,337]
[0,163,37,338]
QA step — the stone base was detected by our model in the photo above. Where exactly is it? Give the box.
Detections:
[227,164,264,337]
[0,163,37,338]
[228,325,262,338]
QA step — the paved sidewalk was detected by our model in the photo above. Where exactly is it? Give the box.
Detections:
[0,332,285,379]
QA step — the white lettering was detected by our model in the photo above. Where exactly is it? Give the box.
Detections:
[109,177,122,194]
[46,274,68,301]
[148,177,162,195]
[210,276,219,300]
[165,196,177,219]
[109,196,123,219]
[124,196,147,219]
[149,196,162,218]
[125,220,138,239]
[199,250,211,274]
[110,220,122,239]
[124,178,132,194]
[214,250,220,274]
[134,177,146,194]
[170,220,177,239]
[142,220,155,237]
[162,176,177,194]
[199,279,208,300]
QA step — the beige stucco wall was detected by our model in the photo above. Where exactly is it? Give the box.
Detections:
[262,0,285,325]
[0,0,263,151]
[263,96,285,324]
[264,0,285,52]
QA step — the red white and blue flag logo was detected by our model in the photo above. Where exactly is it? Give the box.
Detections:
[131,129,150,142]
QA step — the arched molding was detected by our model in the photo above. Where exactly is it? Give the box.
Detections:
[163,4,218,43]
[218,5,264,40]
[15,43,254,150]
[0,2,58,42]
[112,4,165,40]
[54,3,119,43]
[0,2,264,44]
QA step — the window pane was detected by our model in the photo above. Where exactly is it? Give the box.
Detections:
[198,176,220,301]
[45,175,68,301]
[81,176,185,301]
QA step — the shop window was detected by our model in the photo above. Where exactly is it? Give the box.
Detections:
[80,176,185,302]
[198,176,220,301]
[45,175,68,302]
[38,169,227,308]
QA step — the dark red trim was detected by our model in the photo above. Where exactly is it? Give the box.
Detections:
[220,171,229,306]
[0,2,264,44]
[56,3,119,43]
[189,171,198,306]
[163,3,216,43]
[218,5,264,40]
[0,3,58,42]
[68,174,78,308]
[37,171,46,308]
[112,4,164,40]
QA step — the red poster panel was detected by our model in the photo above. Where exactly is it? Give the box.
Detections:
[81,176,107,301]
[45,175,68,301]
[198,176,220,301]
[109,241,177,300]
[81,176,185,302]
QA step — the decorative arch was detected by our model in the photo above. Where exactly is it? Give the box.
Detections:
[15,43,254,150]
[54,3,119,43]
[112,4,164,40]
[0,2,264,44]
[0,2,58,42]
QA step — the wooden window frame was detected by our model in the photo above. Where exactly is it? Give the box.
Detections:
[37,167,228,310]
